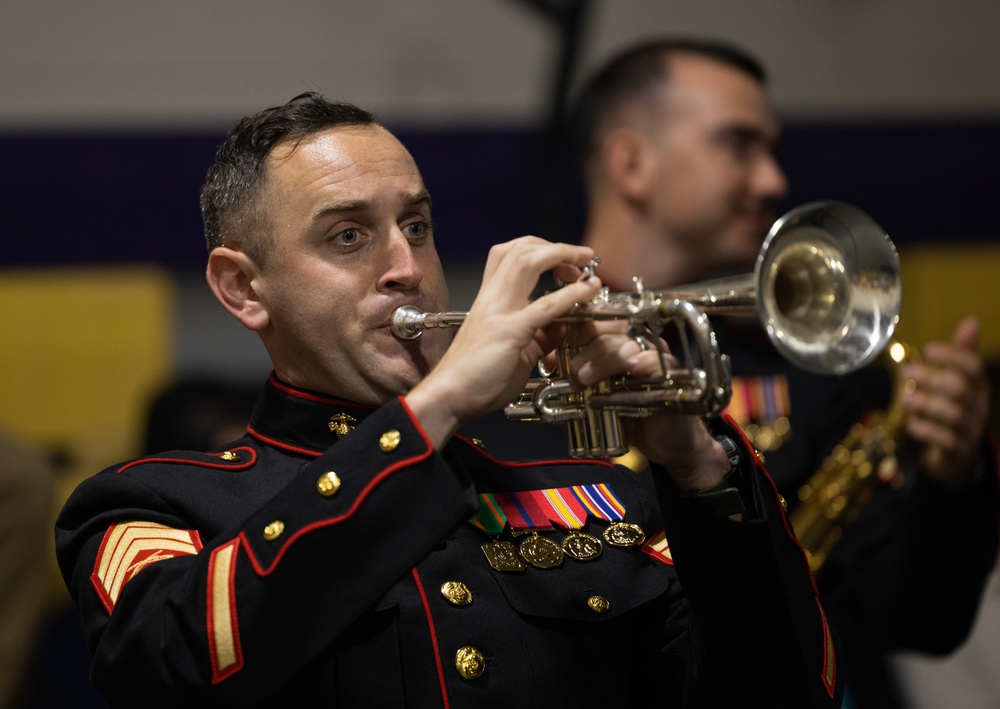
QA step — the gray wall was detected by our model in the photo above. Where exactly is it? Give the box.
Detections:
[4,0,1000,130]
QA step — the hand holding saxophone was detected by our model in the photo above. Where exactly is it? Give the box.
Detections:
[902,316,991,489]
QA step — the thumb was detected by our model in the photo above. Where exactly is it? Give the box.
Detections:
[952,315,981,353]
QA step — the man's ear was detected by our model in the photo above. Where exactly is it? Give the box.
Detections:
[603,127,657,202]
[206,247,269,332]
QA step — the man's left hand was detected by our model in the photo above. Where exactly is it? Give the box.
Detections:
[903,316,991,489]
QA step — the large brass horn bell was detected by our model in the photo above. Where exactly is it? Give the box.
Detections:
[756,201,901,375]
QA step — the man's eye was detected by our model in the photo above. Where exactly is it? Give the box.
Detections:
[404,221,427,238]
[723,135,751,159]
[335,228,361,245]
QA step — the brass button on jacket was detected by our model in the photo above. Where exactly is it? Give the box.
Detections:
[587,595,611,613]
[263,520,285,541]
[440,581,473,607]
[379,429,401,452]
[455,646,485,679]
[316,471,341,497]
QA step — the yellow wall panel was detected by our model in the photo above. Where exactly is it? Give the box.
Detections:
[896,244,1000,362]
[0,267,175,475]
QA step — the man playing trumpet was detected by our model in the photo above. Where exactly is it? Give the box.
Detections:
[57,92,844,708]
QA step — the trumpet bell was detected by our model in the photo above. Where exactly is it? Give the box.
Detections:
[757,201,901,375]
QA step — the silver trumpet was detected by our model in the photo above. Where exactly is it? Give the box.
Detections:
[391,201,902,458]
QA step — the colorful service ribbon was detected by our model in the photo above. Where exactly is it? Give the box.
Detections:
[470,483,627,534]
[725,375,790,426]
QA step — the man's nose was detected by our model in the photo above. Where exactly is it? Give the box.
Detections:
[754,154,789,201]
[378,228,424,291]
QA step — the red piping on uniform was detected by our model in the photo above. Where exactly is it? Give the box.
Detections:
[816,598,837,698]
[725,413,835,698]
[246,427,323,457]
[116,447,258,474]
[723,415,820,590]
[268,373,378,409]
[452,433,617,469]
[396,396,436,451]
[411,568,450,709]
[240,446,433,575]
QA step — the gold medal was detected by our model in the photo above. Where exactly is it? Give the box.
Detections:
[518,533,564,569]
[603,521,646,548]
[481,540,526,572]
[561,530,603,561]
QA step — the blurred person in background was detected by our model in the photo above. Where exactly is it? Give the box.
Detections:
[0,426,54,709]
[890,360,1000,709]
[569,37,999,709]
[142,377,258,454]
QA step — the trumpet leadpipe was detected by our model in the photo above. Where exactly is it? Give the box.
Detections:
[390,286,754,342]
[389,301,655,341]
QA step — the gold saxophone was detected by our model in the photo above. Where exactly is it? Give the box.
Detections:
[788,339,917,574]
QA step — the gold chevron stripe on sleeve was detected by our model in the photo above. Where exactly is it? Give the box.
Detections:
[90,521,202,613]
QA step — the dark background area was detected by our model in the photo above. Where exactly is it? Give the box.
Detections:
[4,118,998,271]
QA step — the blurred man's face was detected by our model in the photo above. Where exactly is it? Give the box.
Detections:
[645,52,788,278]
[248,125,451,403]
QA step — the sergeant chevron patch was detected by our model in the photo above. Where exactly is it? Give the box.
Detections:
[640,529,674,566]
[91,521,203,614]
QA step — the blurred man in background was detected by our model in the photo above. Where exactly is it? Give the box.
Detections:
[570,37,998,709]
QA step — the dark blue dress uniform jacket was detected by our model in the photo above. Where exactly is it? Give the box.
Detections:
[715,318,1000,709]
[56,374,844,708]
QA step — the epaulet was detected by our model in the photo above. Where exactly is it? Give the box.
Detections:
[114,445,258,474]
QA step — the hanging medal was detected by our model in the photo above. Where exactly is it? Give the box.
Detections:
[602,522,646,548]
[517,532,564,569]
[497,492,564,570]
[481,538,527,572]
[470,493,526,572]
[469,482,644,570]
[530,487,603,561]
[571,483,646,549]
[561,530,603,560]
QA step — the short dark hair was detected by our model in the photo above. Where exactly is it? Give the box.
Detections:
[568,38,767,164]
[200,92,378,265]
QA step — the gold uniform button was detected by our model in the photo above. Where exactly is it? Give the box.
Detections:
[317,471,341,497]
[587,595,611,613]
[440,581,473,607]
[263,520,285,541]
[219,451,240,461]
[455,646,485,679]
[379,429,401,452]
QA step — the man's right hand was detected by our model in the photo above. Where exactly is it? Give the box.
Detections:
[405,236,601,450]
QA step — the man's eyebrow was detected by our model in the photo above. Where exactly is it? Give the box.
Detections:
[718,122,780,145]
[311,191,432,223]
[313,200,372,221]
[405,190,433,209]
